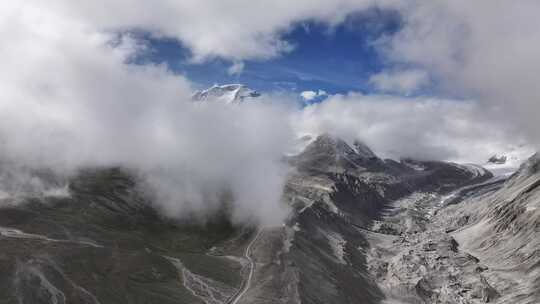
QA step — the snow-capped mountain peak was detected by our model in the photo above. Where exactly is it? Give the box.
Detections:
[483,144,536,176]
[192,84,260,104]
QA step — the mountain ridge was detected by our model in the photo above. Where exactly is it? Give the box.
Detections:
[0,134,538,303]
[192,84,261,104]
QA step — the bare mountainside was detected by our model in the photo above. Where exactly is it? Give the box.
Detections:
[0,135,538,304]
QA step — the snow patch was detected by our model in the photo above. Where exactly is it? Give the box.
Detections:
[43,184,70,198]
[192,84,260,104]
[404,162,425,171]
[325,231,346,264]
[483,145,536,176]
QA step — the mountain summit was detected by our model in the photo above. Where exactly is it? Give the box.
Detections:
[192,84,260,104]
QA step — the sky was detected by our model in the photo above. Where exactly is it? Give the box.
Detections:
[138,7,403,95]
[1,1,539,225]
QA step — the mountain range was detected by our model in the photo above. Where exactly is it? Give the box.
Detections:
[0,85,538,304]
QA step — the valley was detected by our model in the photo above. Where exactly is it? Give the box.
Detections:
[0,135,538,304]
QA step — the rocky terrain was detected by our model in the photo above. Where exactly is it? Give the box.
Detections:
[235,135,496,304]
[0,134,538,303]
[0,168,251,304]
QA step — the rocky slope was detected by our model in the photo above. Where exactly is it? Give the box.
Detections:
[0,168,250,304]
[234,134,494,304]
[447,154,540,303]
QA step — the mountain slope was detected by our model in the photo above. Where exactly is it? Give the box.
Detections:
[0,134,538,304]
[448,154,540,303]
[0,168,248,304]
[234,134,493,304]
[353,151,539,303]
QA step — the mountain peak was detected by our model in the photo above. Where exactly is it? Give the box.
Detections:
[305,134,377,160]
[192,84,261,104]
[483,144,536,176]
[292,134,379,172]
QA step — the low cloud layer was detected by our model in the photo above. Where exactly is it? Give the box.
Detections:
[294,93,523,163]
[369,69,430,95]
[0,4,293,226]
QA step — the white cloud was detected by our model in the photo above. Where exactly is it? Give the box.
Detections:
[22,0,383,62]
[300,91,317,101]
[369,69,429,95]
[377,0,540,146]
[0,3,294,226]
[300,89,328,101]
[227,61,245,76]
[318,90,328,96]
[293,93,522,163]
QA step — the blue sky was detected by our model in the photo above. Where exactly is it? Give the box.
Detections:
[138,8,403,95]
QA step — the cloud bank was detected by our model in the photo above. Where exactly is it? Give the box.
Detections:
[369,69,430,95]
[293,93,522,163]
[27,0,383,62]
[376,0,540,146]
[0,3,294,226]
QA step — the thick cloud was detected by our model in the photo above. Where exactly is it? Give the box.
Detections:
[376,0,540,146]
[0,3,293,226]
[7,1,539,138]
[23,0,381,62]
[293,93,523,163]
[300,90,327,101]
[369,69,430,95]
